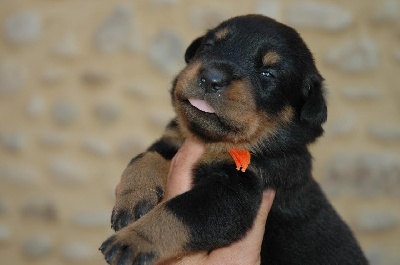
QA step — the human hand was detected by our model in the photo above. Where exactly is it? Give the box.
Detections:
[162,138,275,265]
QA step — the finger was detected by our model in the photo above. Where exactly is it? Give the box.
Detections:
[163,138,205,201]
[246,189,275,242]
[255,190,276,225]
[115,182,121,197]
[164,252,208,265]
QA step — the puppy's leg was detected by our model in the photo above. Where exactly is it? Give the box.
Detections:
[111,119,183,231]
[101,202,190,265]
[101,162,264,264]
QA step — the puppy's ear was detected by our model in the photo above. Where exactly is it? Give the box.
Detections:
[300,73,327,126]
[184,36,203,63]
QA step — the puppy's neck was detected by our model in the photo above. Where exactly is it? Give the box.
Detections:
[205,142,236,154]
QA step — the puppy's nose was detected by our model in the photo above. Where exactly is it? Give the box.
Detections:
[199,68,230,93]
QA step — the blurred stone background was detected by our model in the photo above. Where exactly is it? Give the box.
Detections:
[0,0,399,264]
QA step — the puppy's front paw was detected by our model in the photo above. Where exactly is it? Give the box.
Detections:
[111,187,163,231]
[102,203,191,265]
[99,229,158,265]
[111,151,170,231]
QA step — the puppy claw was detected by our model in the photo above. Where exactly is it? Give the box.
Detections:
[100,230,158,265]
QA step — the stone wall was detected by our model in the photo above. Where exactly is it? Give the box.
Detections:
[0,0,399,264]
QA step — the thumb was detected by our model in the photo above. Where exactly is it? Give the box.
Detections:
[163,138,205,201]
[256,189,275,224]
[245,189,275,246]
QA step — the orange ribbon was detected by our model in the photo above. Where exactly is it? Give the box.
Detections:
[228,148,251,172]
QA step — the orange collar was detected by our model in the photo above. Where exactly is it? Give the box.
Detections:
[228,148,251,172]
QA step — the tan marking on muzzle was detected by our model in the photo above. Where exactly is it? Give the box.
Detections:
[174,60,202,98]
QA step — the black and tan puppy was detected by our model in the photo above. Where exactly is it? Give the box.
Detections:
[100,15,368,265]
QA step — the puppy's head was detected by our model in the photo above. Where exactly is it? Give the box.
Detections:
[172,15,327,150]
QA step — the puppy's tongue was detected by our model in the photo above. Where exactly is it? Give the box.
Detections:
[188,99,215,113]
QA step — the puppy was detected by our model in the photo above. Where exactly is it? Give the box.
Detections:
[100,15,368,265]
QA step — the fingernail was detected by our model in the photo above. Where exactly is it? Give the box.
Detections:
[264,189,276,198]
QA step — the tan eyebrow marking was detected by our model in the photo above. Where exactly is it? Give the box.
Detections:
[263,51,280,65]
[215,27,230,40]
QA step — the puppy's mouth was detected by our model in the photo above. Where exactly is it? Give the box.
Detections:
[187,98,215,114]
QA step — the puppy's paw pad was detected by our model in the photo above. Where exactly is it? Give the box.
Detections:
[111,187,163,231]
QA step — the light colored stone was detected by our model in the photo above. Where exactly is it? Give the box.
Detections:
[149,30,184,75]
[0,165,37,185]
[5,10,41,44]
[0,224,11,243]
[0,200,8,215]
[256,0,282,20]
[0,59,26,95]
[284,2,353,31]
[325,116,356,137]
[116,136,148,158]
[71,210,109,227]
[82,138,111,157]
[148,111,173,129]
[52,100,79,125]
[93,3,140,53]
[22,235,52,258]
[124,84,151,99]
[190,9,227,30]
[52,32,79,58]
[94,102,122,124]
[371,0,400,23]
[1,132,26,152]
[365,247,385,265]
[394,49,400,62]
[368,125,400,142]
[21,197,57,220]
[393,255,400,265]
[49,159,87,185]
[25,96,45,118]
[324,153,400,197]
[41,67,65,84]
[356,209,399,231]
[151,0,179,7]
[342,86,382,100]
[325,37,379,72]
[61,242,94,261]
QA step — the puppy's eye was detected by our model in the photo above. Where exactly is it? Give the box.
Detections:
[260,70,276,78]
